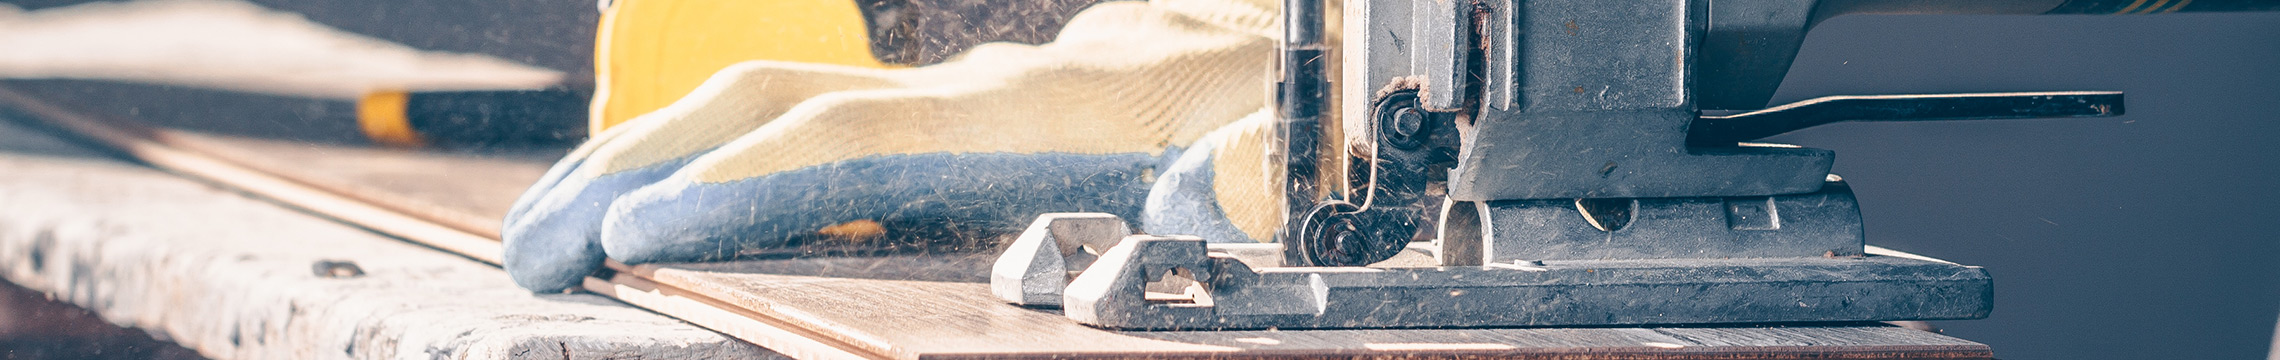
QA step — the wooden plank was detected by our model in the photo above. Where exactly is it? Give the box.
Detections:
[0,84,1996,359]
[583,275,881,360]
[164,132,554,239]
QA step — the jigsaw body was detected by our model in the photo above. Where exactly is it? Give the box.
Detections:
[992,0,2275,330]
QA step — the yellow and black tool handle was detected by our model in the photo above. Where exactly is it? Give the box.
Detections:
[359,88,590,147]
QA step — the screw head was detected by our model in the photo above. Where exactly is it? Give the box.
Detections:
[1390,107,1426,138]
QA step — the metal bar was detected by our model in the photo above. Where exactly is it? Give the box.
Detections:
[1067,237,1994,330]
[1689,91,2124,145]
[1277,0,1332,260]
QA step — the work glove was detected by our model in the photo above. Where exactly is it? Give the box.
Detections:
[503,0,1293,292]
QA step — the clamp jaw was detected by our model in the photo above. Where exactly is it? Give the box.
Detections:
[993,0,2273,330]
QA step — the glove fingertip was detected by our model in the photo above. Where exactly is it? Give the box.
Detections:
[502,223,607,293]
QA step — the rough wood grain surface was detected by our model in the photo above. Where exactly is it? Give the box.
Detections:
[0,85,1996,359]
[0,150,778,359]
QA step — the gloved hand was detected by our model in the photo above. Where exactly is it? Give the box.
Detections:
[503,0,1294,292]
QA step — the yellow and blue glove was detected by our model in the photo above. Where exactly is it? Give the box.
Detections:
[503,0,1295,292]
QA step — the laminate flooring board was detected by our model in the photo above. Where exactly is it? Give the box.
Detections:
[161,132,555,239]
[0,84,1996,359]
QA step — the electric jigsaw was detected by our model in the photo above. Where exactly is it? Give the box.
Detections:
[991,0,2276,330]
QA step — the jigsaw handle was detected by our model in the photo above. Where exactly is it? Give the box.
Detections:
[2043,0,2280,14]
[1276,0,1329,215]
[1813,0,2280,19]
[1702,0,2274,110]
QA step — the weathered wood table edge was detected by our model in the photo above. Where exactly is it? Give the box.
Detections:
[0,113,779,358]
[0,85,1996,360]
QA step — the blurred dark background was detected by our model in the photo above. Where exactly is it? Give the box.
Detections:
[1769,12,2280,359]
[0,0,2273,359]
